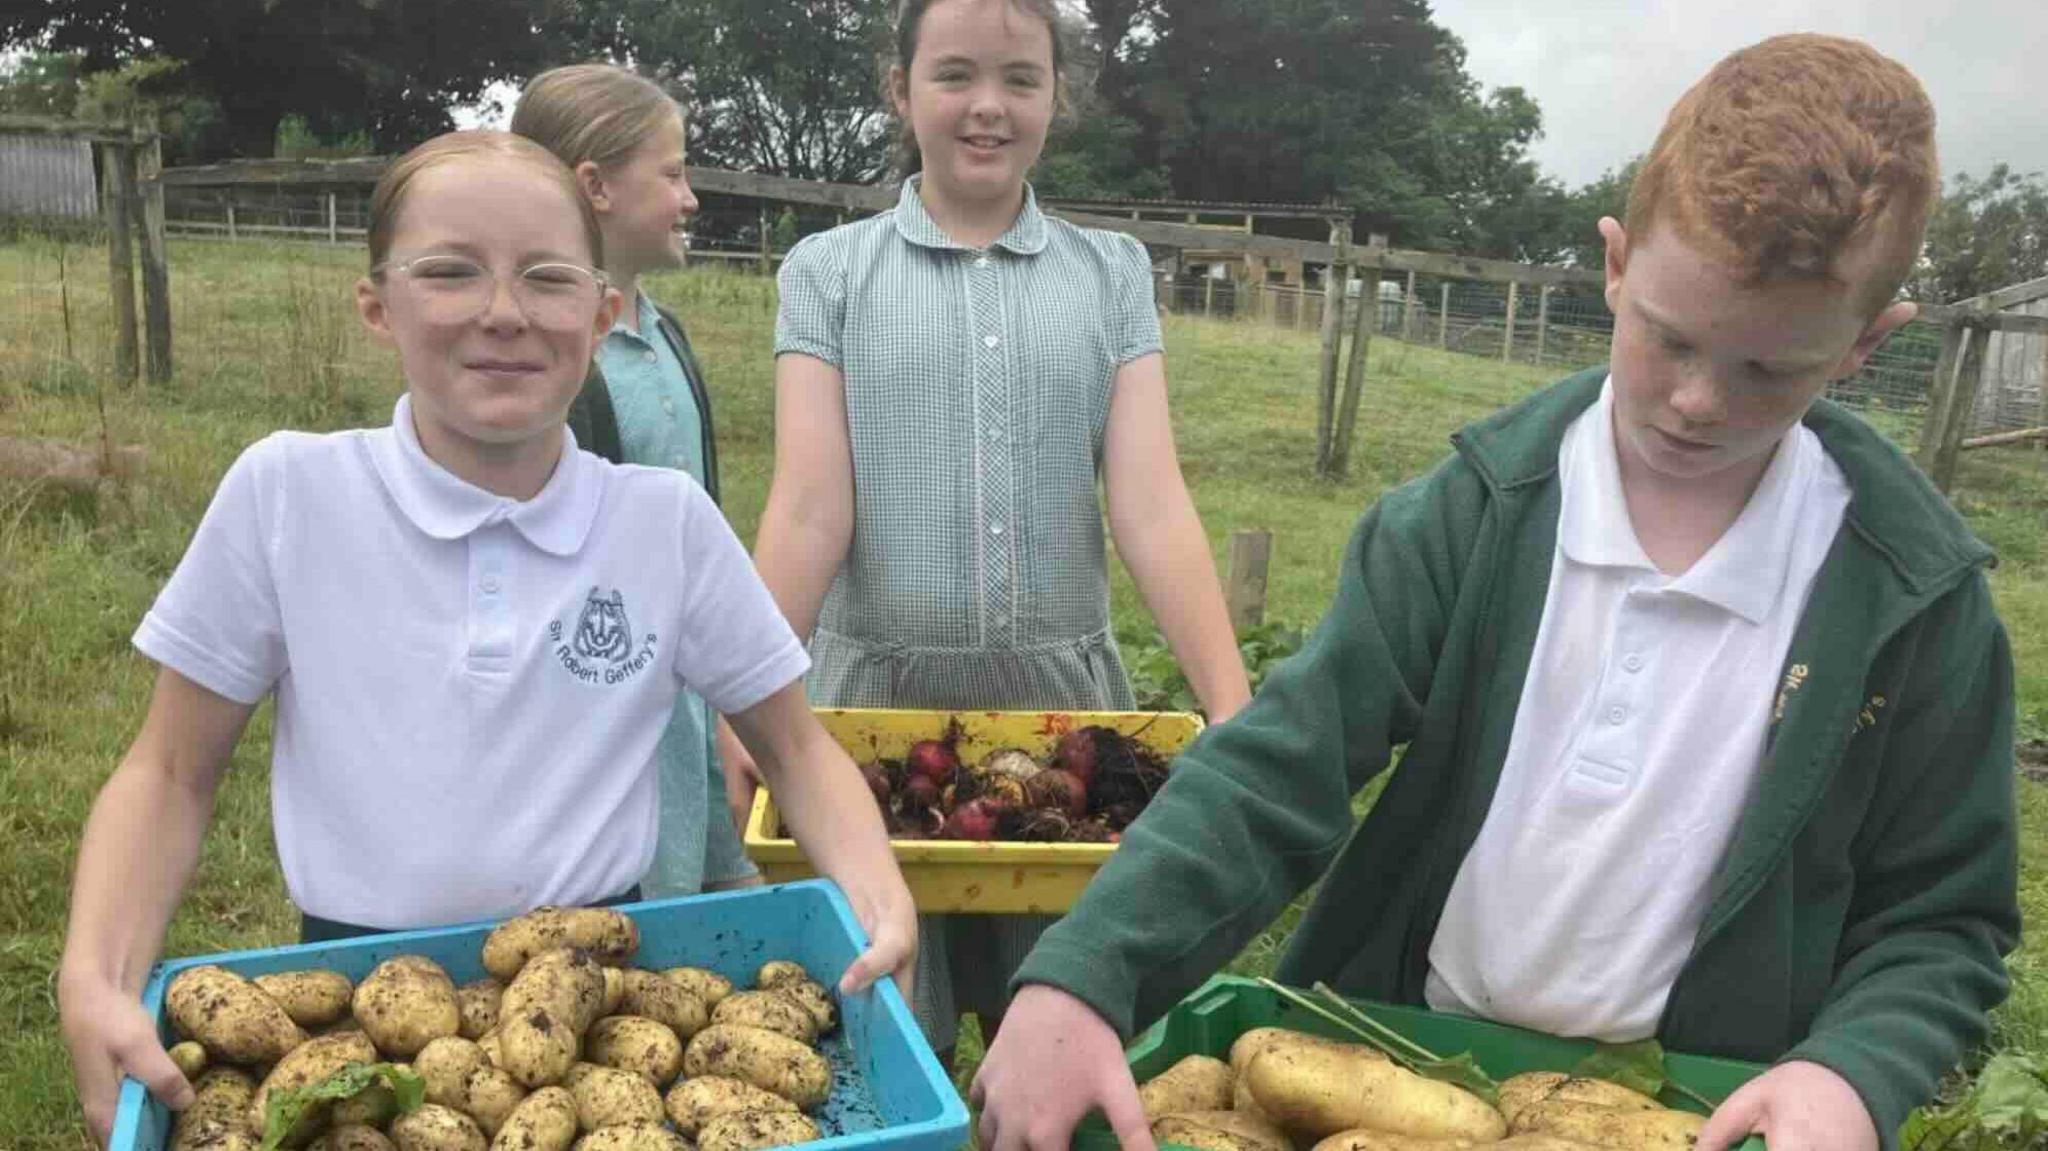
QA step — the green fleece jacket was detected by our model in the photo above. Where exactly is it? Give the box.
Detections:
[1016,368,2020,1144]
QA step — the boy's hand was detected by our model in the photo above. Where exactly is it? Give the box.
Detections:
[1696,1060,1878,1151]
[970,984,1155,1151]
[59,973,194,1147]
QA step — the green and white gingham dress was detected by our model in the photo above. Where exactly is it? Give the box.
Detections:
[775,177,1162,1046]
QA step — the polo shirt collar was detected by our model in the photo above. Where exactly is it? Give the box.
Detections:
[367,394,602,557]
[892,175,1049,255]
[1558,378,1809,624]
[605,292,663,347]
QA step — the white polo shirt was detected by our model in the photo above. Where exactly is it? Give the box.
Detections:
[134,396,809,929]
[1425,379,1849,1040]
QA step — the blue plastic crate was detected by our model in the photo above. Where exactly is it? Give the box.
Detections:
[109,880,968,1151]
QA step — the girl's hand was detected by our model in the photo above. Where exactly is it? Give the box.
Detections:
[59,972,194,1147]
[1695,1060,1878,1151]
[836,879,919,1002]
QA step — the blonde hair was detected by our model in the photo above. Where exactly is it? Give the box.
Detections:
[511,63,683,173]
[366,130,604,268]
[1625,34,1938,313]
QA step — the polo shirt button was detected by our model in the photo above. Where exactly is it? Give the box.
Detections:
[976,255,990,268]
[642,350,657,364]
[984,334,1000,349]
[481,577,501,594]
[1607,704,1628,725]
[1623,653,1644,673]
[662,398,675,416]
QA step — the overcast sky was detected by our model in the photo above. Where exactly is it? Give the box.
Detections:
[1428,0,2048,190]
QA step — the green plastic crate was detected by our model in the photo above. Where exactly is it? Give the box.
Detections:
[1079,974,1767,1151]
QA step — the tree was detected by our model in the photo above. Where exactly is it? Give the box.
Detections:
[0,50,226,163]
[1912,165,2048,304]
[2,0,578,158]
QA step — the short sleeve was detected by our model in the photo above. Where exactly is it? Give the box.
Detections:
[773,231,848,367]
[1109,232,1164,365]
[133,437,289,704]
[669,486,811,715]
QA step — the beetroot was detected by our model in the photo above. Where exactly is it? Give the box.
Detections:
[942,798,1001,841]
[1024,768,1088,820]
[901,774,941,814]
[906,739,960,786]
[1053,728,1101,787]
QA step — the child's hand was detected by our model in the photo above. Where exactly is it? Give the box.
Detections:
[59,973,195,1146]
[836,880,918,1002]
[1695,1060,1878,1151]
[714,715,762,834]
[970,984,1156,1151]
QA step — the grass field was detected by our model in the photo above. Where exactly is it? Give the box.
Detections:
[2,236,2043,1149]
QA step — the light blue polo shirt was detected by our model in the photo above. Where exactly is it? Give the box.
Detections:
[598,292,752,894]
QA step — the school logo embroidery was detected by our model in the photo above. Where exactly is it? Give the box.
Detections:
[549,587,659,686]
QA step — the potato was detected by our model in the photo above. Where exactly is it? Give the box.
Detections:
[459,979,507,1040]
[1152,1110,1290,1151]
[390,1102,488,1151]
[168,966,308,1064]
[308,1126,399,1151]
[568,1125,691,1151]
[332,1084,400,1128]
[1496,1073,1659,1127]
[466,1066,530,1137]
[663,1075,798,1137]
[171,1120,262,1151]
[767,980,837,1036]
[1232,1075,1276,1125]
[353,956,461,1059]
[753,961,809,990]
[477,1029,507,1068]
[255,971,357,1029]
[174,1069,258,1151]
[1139,1054,1235,1119]
[417,1036,490,1109]
[1307,1132,1477,1151]
[1509,1099,1704,1150]
[567,1064,665,1131]
[585,1016,683,1086]
[683,1024,832,1110]
[490,1086,578,1151]
[249,1031,380,1146]
[170,1040,210,1081]
[1246,1045,1507,1142]
[697,1110,823,1151]
[662,967,734,1008]
[500,950,608,1087]
[1229,1028,1385,1077]
[600,968,626,1018]
[617,969,708,1040]
[712,990,818,1045]
[481,907,639,981]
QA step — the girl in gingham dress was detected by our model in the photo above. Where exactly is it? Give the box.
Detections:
[735,0,1252,1062]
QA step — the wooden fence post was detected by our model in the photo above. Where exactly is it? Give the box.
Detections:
[99,141,139,383]
[758,205,771,273]
[136,134,172,384]
[1931,324,1990,494]
[1915,323,1968,473]
[1501,281,1520,363]
[1226,529,1273,633]
[1204,275,1215,318]
[325,192,338,243]
[1328,236,1386,478]
[1438,283,1451,348]
[2038,334,2048,452]
[1402,269,1417,340]
[1534,284,1552,367]
[225,200,237,240]
[1314,232,1352,476]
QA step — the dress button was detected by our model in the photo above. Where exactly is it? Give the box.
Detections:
[481,577,501,594]
[976,255,990,268]
[1623,653,1644,673]
[983,334,1000,349]
[990,522,1005,537]
[1607,704,1628,725]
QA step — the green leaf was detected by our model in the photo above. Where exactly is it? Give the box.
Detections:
[1972,1052,2048,1133]
[1571,1039,1668,1098]
[260,1062,424,1151]
[1415,1051,1500,1106]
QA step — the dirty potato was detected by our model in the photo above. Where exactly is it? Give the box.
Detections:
[711,991,818,1046]
[616,970,707,1041]
[465,1066,529,1137]
[415,1036,489,1109]
[308,1126,399,1151]
[770,980,837,1036]
[1246,1045,1507,1142]
[1152,1111,1290,1151]
[697,1110,823,1151]
[171,1120,262,1151]
[489,1086,578,1151]
[1509,1099,1704,1150]
[568,1065,666,1131]
[662,1075,798,1137]
[250,1031,379,1144]
[753,961,809,991]
[255,971,357,1029]
[168,966,307,1065]
[600,968,626,1018]
[390,1102,488,1151]
[1229,1028,1385,1077]
[662,967,733,1009]
[353,956,462,1059]
[481,908,639,981]
[331,1085,400,1129]
[1139,1054,1235,1119]
[169,1041,209,1081]
[173,1068,258,1151]
[682,1024,830,1110]
[567,1124,691,1151]
[1307,1132,1479,1151]
[584,1016,683,1087]
[1496,1072,1659,1127]
[476,1028,507,1068]
[458,979,506,1041]
[500,949,608,1088]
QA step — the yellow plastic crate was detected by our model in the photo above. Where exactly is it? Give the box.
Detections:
[744,707,1204,914]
